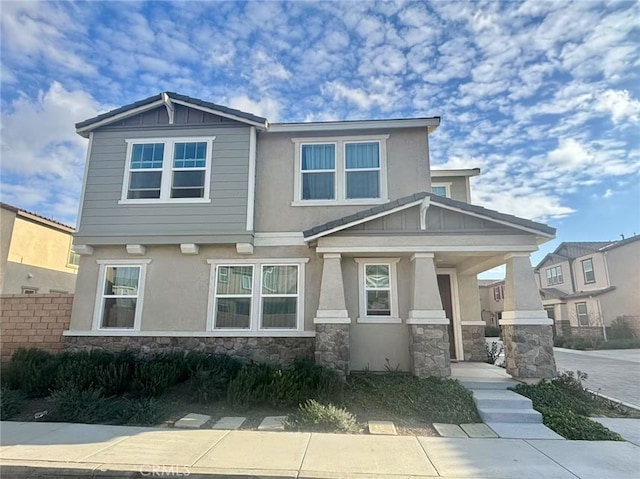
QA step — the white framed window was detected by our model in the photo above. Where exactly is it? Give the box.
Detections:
[493,286,501,301]
[68,250,80,268]
[21,287,38,294]
[582,258,595,284]
[292,135,389,206]
[93,259,150,331]
[355,258,400,323]
[546,265,563,285]
[120,137,215,204]
[208,259,307,332]
[431,182,451,198]
[575,302,589,326]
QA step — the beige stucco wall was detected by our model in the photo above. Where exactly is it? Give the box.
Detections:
[2,216,77,294]
[573,252,609,292]
[538,259,573,294]
[70,245,322,333]
[254,128,431,233]
[479,282,504,325]
[598,241,640,324]
[431,176,469,202]
[0,207,17,293]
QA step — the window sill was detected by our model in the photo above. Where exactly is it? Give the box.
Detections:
[65,330,315,338]
[291,199,389,207]
[356,317,402,324]
[118,198,212,205]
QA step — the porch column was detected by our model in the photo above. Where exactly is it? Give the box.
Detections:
[500,253,557,379]
[407,253,451,378]
[313,253,350,377]
[458,274,487,362]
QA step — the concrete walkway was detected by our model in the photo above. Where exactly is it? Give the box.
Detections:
[554,347,640,408]
[2,421,639,478]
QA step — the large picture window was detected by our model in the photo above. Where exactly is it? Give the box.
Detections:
[355,258,400,323]
[209,260,306,332]
[122,137,214,203]
[293,135,388,205]
[94,260,149,330]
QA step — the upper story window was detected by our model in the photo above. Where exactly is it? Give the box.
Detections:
[546,265,563,285]
[120,137,215,204]
[431,183,451,198]
[292,135,389,206]
[582,258,595,284]
[493,285,504,301]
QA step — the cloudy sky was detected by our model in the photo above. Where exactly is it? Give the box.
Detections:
[1,0,639,272]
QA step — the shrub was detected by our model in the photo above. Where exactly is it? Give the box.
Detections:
[0,387,25,420]
[121,397,167,425]
[609,317,636,340]
[131,359,181,397]
[541,408,622,440]
[97,362,134,396]
[48,387,118,424]
[485,341,503,364]
[600,338,640,349]
[227,363,274,410]
[3,348,59,398]
[285,400,359,433]
[484,325,501,337]
[553,336,566,348]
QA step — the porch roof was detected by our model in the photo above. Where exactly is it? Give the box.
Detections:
[540,286,616,300]
[303,192,556,241]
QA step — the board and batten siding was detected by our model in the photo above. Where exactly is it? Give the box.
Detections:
[76,119,251,245]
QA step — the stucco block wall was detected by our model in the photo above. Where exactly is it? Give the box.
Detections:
[538,259,573,294]
[1,293,73,361]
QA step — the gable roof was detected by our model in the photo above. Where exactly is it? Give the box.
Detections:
[535,236,640,270]
[303,192,556,241]
[540,286,616,300]
[76,92,269,136]
[0,202,75,234]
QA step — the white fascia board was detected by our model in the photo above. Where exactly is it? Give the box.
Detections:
[268,118,440,133]
[304,199,424,242]
[76,99,165,137]
[431,202,555,238]
[76,132,93,229]
[431,169,481,178]
[170,99,268,129]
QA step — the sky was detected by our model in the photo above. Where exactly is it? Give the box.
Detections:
[1,0,639,277]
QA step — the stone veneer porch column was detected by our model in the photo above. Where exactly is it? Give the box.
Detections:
[458,274,488,361]
[314,253,350,377]
[407,253,451,378]
[500,253,557,379]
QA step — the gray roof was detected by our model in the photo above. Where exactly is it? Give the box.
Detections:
[303,192,556,239]
[540,286,616,300]
[75,92,268,130]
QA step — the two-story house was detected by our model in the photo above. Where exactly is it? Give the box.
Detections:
[478,279,505,327]
[535,237,640,338]
[0,203,78,294]
[65,92,558,379]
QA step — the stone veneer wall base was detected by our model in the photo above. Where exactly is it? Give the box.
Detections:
[461,325,487,362]
[502,324,557,379]
[408,324,451,378]
[64,336,314,366]
[314,324,349,377]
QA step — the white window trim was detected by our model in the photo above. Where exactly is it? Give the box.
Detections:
[354,258,400,323]
[582,258,595,284]
[119,137,215,204]
[92,259,151,332]
[292,135,389,206]
[431,182,451,198]
[575,302,589,326]
[206,258,308,333]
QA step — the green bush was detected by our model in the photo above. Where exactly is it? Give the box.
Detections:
[285,400,358,433]
[97,362,134,396]
[484,325,501,337]
[0,387,25,420]
[227,363,274,410]
[48,387,118,424]
[485,341,503,364]
[3,348,59,398]
[132,359,181,397]
[609,317,636,340]
[541,408,622,440]
[121,397,167,425]
[553,336,566,348]
[600,338,640,349]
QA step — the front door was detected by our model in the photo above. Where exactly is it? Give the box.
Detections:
[437,274,456,359]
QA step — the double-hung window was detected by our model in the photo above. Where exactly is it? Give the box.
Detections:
[293,135,388,205]
[209,260,306,332]
[355,258,400,323]
[575,302,589,326]
[582,258,595,284]
[546,265,563,285]
[93,260,150,330]
[122,137,214,203]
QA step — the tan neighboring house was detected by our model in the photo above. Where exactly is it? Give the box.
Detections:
[65,92,559,380]
[478,279,505,326]
[534,237,640,338]
[0,203,79,294]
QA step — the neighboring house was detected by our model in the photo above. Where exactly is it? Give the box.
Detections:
[534,237,640,337]
[66,92,558,379]
[0,203,78,294]
[478,279,505,326]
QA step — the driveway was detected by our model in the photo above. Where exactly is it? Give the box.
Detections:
[553,348,640,408]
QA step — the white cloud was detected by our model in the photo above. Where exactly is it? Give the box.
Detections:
[227,94,281,121]
[594,90,640,123]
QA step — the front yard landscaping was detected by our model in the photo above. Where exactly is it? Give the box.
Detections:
[512,370,640,440]
[0,348,478,435]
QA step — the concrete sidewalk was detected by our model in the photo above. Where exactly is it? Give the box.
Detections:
[2,421,640,478]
